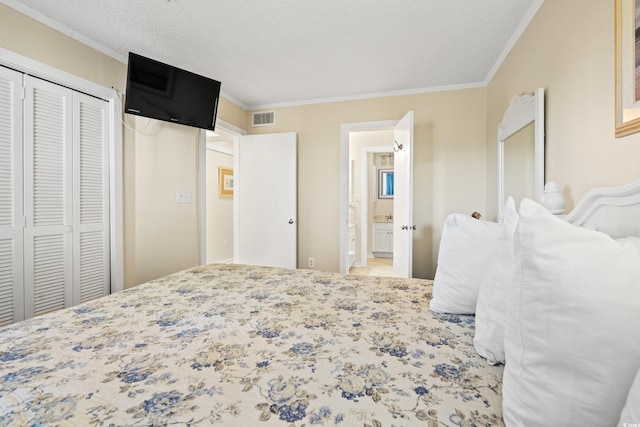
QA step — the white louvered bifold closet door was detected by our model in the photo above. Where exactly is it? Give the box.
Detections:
[23,76,74,318]
[0,70,111,326]
[0,67,24,325]
[72,92,110,303]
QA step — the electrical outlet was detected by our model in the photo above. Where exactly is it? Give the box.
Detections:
[308,257,315,268]
[176,190,191,203]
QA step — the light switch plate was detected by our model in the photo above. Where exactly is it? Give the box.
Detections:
[176,190,191,203]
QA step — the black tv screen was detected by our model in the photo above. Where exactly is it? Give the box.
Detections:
[124,52,221,131]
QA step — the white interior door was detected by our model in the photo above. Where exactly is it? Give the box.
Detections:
[393,111,414,278]
[0,58,118,327]
[238,132,297,269]
[23,76,74,318]
[72,92,111,303]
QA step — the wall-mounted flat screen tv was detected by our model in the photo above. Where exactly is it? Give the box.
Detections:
[124,52,221,131]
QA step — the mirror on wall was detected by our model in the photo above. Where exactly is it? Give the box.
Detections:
[503,123,535,206]
[378,168,394,199]
[498,88,545,220]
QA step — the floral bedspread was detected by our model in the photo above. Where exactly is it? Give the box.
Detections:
[0,264,504,426]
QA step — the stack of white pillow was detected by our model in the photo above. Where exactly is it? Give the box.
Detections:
[430,198,640,427]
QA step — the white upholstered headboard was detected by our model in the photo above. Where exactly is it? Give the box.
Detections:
[564,178,640,238]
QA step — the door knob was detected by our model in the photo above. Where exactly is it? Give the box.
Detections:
[411,225,416,230]
[401,225,408,230]
[288,219,295,224]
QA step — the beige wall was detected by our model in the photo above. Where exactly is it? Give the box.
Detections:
[249,88,488,278]
[133,118,200,283]
[487,0,640,218]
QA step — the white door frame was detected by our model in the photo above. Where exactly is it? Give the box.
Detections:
[339,120,398,275]
[198,120,245,266]
[0,46,123,293]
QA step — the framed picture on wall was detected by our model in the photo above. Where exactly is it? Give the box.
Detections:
[219,167,234,198]
[615,0,640,137]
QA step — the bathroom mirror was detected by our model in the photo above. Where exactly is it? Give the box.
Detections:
[378,168,394,199]
[498,88,545,220]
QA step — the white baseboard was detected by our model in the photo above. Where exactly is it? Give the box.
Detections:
[208,258,235,265]
[372,252,393,259]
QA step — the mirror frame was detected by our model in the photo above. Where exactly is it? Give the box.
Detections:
[497,88,545,220]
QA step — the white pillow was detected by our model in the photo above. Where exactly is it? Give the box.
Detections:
[618,368,640,427]
[473,198,518,365]
[502,199,640,427]
[429,213,500,314]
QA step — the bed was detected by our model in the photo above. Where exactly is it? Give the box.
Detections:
[0,266,503,426]
[1,179,640,426]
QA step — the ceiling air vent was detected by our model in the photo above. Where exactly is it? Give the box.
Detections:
[252,111,275,127]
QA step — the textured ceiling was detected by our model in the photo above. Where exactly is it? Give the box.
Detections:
[3,0,542,109]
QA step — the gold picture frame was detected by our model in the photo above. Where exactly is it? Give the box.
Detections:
[615,0,640,137]
[218,167,234,198]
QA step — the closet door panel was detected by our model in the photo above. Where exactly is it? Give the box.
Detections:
[73,92,110,303]
[0,66,24,326]
[23,76,73,318]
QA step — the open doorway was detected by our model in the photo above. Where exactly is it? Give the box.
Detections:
[204,128,236,264]
[199,121,244,266]
[199,122,296,269]
[347,132,394,277]
[339,112,414,278]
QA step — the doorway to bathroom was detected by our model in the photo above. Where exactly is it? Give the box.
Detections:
[340,112,414,277]
[347,131,395,277]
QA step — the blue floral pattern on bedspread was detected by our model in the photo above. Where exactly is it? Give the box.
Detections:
[0,264,504,426]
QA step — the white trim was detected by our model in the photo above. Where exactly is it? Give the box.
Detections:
[0,0,127,64]
[250,81,485,111]
[109,93,124,293]
[0,1,249,113]
[0,46,124,293]
[1,0,543,112]
[0,47,117,100]
[215,119,246,136]
[233,135,240,263]
[219,91,249,111]
[206,143,234,156]
[198,130,207,266]
[339,120,397,275]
